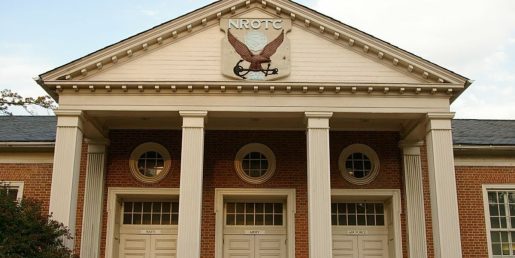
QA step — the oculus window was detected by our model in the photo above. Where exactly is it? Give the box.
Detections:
[234,143,276,184]
[338,144,380,185]
[129,142,171,183]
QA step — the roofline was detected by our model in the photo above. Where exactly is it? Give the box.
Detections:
[454,145,515,151]
[0,142,55,148]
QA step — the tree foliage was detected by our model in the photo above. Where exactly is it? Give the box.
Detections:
[0,185,75,258]
[0,89,56,116]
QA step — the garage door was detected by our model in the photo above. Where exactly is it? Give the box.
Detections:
[332,202,389,258]
[223,202,287,258]
[119,201,178,258]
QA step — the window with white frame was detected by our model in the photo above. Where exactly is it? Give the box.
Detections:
[0,181,24,201]
[486,189,515,257]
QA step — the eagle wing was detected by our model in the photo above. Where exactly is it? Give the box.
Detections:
[227,30,253,62]
[260,30,284,58]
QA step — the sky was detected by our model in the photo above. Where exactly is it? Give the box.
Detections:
[0,0,514,119]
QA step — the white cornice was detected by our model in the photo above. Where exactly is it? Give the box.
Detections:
[45,81,462,99]
[38,0,469,94]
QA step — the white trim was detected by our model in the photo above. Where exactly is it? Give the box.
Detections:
[455,157,515,167]
[482,184,515,258]
[1,181,24,201]
[214,188,296,258]
[331,189,403,258]
[105,187,180,258]
[0,152,54,163]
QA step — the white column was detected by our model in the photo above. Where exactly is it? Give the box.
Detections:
[400,141,428,258]
[425,113,462,258]
[49,110,84,249]
[80,139,108,258]
[176,111,207,258]
[305,112,333,258]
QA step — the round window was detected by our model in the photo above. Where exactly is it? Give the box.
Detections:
[235,143,276,184]
[130,142,171,183]
[338,144,380,185]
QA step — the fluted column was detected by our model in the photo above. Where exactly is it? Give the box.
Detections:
[401,141,428,258]
[80,139,108,258]
[425,113,462,258]
[305,112,333,258]
[176,111,207,258]
[49,110,84,249]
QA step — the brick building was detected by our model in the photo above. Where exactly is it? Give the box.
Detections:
[1,1,514,258]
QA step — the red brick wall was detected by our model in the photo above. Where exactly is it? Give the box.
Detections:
[0,161,53,213]
[421,146,434,258]
[455,165,515,258]
[93,130,406,258]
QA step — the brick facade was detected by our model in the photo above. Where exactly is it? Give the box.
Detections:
[0,162,53,213]
[455,166,515,258]
[5,131,511,258]
[87,130,408,258]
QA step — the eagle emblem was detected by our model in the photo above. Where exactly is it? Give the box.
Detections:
[227,29,285,79]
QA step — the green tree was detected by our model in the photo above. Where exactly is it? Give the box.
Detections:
[0,185,75,258]
[0,89,56,116]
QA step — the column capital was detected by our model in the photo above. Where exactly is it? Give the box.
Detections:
[305,112,332,129]
[85,138,109,154]
[426,112,454,132]
[55,110,84,129]
[180,111,208,128]
[179,111,208,117]
[304,111,333,118]
[399,140,424,155]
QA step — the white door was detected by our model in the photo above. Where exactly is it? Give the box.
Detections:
[332,235,388,258]
[332,202,389,258]
[119,200,179,258]
[224,235,286,258]
[120,234,177,258]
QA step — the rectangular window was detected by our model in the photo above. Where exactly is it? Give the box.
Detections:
[225,202,284,226]
[122,201,179,225]
[1,181,24,201]
[331,202,385,226]
[487,190,515,257]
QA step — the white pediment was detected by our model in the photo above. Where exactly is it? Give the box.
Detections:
[39,0,469,94]
[85,8,420,84]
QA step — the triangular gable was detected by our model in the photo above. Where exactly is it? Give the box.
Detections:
[83,8,421,84]
[37,0,470,90]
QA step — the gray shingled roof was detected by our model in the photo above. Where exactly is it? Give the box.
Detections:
[452,119,515,146]
[0,116,56,142]
[0,116,514,146]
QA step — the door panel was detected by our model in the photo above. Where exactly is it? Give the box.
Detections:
[224,235,255,258]
[255,235,286,258]
[120,234,150,258]
[332,235,358,258]
[332,235,388,258]
[359,235,388,258]
[151,234,177,258]
[223,235,287,258]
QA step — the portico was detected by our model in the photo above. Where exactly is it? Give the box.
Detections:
[37,1,471,257]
